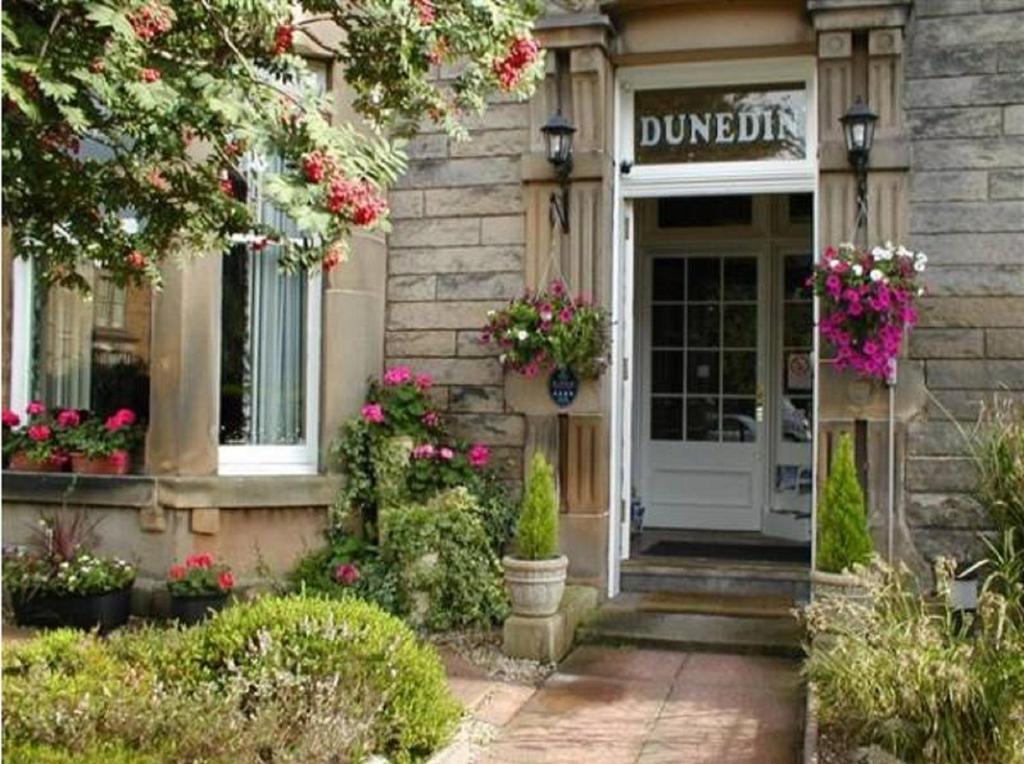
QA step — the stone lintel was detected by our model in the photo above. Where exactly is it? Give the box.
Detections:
[807,1,911,32]
[534,13,613,52]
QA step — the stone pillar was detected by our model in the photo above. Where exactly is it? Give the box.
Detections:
[146,253,221,475]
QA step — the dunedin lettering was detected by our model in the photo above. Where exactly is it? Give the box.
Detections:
[638,109,800,148]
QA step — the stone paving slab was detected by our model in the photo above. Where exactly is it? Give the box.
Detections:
[455,645,803,764]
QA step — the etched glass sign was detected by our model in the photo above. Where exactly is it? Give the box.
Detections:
[634,83,807,165]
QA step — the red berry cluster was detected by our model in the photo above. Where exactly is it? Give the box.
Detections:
[413,0,436,26]
[273,25,294,55]
[322,243,345,272]
[493,35,540,91]
[126,250,147,269]
[139,67,161,83]
[129,3,173,41]
[326,176,387,227]
[219,175,235,197]
[301,150,330,183]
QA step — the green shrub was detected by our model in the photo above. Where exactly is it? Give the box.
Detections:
[290,535,404,615]
[816,433,873,573]
[804,561,1024,764]
[380,488,509,631]
[181,595,461,761]
[516,451,559,560]
[4,597,460,764]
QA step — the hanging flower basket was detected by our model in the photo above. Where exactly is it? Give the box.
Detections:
[809,242,926,382]
[482,280,609,411]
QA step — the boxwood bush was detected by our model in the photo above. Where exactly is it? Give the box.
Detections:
[3,596,460,763]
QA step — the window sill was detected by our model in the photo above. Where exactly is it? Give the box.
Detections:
[2,471,342,510]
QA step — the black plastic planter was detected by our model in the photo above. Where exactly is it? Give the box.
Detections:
[13,587,132,634]
[170,593,228,626]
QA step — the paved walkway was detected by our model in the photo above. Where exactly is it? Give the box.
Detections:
[440,646,804,764]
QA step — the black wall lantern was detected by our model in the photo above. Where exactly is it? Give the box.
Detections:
[540,111,576,233]
[839,97,878,235]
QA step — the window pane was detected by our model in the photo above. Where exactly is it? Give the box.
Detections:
[686,397,719,442]
[687,304,719,348]
[220,245,307,446]
[652,305,684,347]
[722,351,756,394]
[652,259,686,301]
[784,254,812,299]
[784,302,812,347]
[687,258,720,301]
[723,305,757,348]
[687,351,719,394]
[652,351,684,394]
[724,258,757,301]
[722,399,758,443]
[657,196,753,227]
[651,397,683,440]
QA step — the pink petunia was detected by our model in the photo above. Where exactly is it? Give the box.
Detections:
[438,447,454,461]
[550,280,566,297]
[361,403,385,424]
[559,307,574,324]
[468,443,490,469]
[422,411,441,428]
[412,443,436,459]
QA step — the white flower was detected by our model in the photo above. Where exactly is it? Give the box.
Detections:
[871,246,893,261]
[915,253,928,265]
[896,245,913,259]
[829,259,841,269]
[870,269,884,282]
[914,260,927,272]
[499,354,507,364]
[917,287,925,296]
[517,330,528,341]
[486,310,496,318]
[852,264,864,276]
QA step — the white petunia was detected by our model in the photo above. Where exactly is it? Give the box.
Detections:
[896,245,913,259]
[517,330,529,341]
[871,246,893,261]
[917,287,925,296]
[914,260,927,272]
[852,264,864,276]
[486,310,496,318]
[829,259,840,269]
[499,354,508,364]
[869,269,884,282]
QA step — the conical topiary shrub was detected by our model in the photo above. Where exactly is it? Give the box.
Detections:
[817,432,874,573]
[516,451,559,560]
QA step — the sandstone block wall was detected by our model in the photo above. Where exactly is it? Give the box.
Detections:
[905,0,1024,561]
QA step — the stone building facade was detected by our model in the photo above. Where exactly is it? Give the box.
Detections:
[3,0,1023,602]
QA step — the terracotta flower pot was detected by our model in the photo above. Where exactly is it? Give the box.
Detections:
[502,555,568,617]
[71,452,130,475]
[9,452,66,472]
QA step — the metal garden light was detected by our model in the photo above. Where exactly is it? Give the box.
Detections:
[541,111,576,233]
[840,97,878,236]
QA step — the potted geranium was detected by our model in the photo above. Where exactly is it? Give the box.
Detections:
[2,401,70,472]
[63,408,141,475]
[482,280,608,409]
[502,451,567,617]
[810,242,926,382]
[2,511,136,632]
[167,553,235,625]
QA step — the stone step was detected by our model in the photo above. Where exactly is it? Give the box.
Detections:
[621,557,811,601]
[620,590,797,619]
[578,607,804,658]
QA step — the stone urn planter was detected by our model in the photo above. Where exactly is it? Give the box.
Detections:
[502,555,568,617]
[811,568,869,602]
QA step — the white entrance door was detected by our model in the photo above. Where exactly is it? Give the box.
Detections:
[641,249,767,530]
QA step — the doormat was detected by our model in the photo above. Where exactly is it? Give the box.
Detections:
[642,540,811,564]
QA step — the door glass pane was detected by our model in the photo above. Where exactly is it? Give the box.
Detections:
[722,351,756,394]
[724,258,758,300]
[652,351,684,394]
[782,396,813,442]
[651,397,683,440]
[722,398,758,442]
[687,258,720,301]
[723,305,757,348]
[652,259,686,300]
[784,254,812,299]
[686,397,719,442]
[687,351,719,394]
[652,305,684,347]
[687,304,719,348]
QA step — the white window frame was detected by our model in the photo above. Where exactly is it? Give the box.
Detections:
[216,264,322,476]
[9,256,35,415]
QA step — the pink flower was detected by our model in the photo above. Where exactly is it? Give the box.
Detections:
[334,563,360,586]
[26,400,46,416]
[139,67,161,83]
[168,564,186,581]
[186,553,213,569]
[422,411,441,428]
[412,443,436,459]
[57,409,81,428]
[468,443,490,468]
[438,447,454,461]
[383,366,412,386]
[825,274,842,298]
[559,307,574,324]
[114,408,137,426]
[27,425,51,442]
[523,361,540,378]
[218,571,235,591]
[110,450,129,469]
[361,403,385,424]
[2,410,20,427]
[550,280,566,297]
